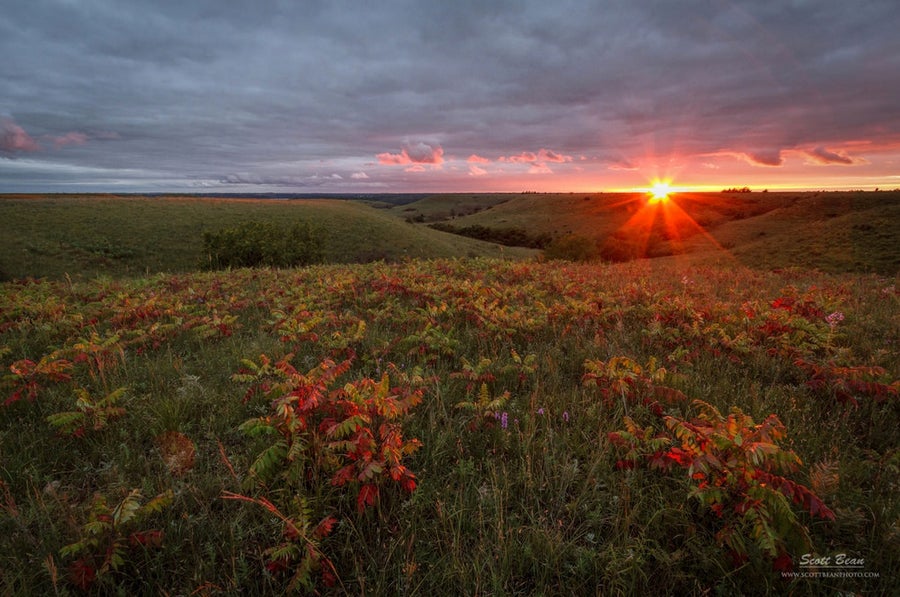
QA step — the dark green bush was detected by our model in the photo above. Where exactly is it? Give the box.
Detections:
[428,223,551,249]
[202,220,323,269]
[543,234,599,262]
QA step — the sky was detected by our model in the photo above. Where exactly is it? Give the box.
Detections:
[2,0,900,194]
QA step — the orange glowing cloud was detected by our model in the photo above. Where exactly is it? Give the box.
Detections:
[376,142,444,166]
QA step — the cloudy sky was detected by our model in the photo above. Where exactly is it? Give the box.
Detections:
[3,0,900,193]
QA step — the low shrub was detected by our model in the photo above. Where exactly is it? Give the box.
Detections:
[202,220,323,269]
[428,223,551,249]
[543,234,599,262]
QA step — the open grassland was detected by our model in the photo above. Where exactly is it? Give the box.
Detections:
[411,191,900,275]
[1,258,897,595]
[0,195,534,281]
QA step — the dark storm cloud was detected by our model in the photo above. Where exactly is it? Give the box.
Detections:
[2,0,899,191]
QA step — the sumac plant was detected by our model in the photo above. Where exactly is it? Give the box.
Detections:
[3,355,73,405]
[221,492,338,591]
[228,354,422,589]
[794,359,899,406]
[61,489,172,591]
[46,386,127,437]
[609,400,834,568]
[233,354,422,511]
[583,355,687,416]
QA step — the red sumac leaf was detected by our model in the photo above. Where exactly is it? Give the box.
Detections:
[356,484,378,512]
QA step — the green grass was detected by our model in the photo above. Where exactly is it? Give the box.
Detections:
[1,258,897,595]
[0,195,534,281]
[0,194,897,594]
[404,191,900,275]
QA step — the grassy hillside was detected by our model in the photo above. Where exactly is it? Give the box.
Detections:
[389,193,515,222]
[0,195,534,280]
[694,193,900,274]
[1,259,897,595]
[407,191,900,275]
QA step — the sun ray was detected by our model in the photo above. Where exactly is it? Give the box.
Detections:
[608,188,740,265]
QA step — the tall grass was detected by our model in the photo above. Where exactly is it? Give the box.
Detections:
[1,258,897,594]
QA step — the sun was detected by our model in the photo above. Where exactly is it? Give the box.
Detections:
[648,180,672,203]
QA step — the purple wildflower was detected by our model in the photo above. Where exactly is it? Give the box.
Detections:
[826,311,844,327]
[537,408,545,416]
[500,412,508,429]
[562,411,569,423]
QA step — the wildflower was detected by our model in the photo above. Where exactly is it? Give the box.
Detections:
[500,412,508,429]
[536,408,545,416]
[825,311,844,327]
[562,410,569,423]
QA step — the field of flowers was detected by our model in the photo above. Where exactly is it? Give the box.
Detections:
[1,258,897,594]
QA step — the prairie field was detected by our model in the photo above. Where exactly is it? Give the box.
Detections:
[0,195,898,595]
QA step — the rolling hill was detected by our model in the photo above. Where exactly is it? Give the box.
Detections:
[393,191,900,275]
[0,195,535,280]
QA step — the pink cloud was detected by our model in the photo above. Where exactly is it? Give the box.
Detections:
[468,164,487,176]
[739,150,784,167]
[52,131,88,149]
[499,148,572,164]
[376,151,408,165]
[806,146,855,165]
[528,163,553,174]
[0,118,40,153]
[537,148,571,163]
[607,159,638,171]
[377,141,444,166]
[502,151,537,163]
[467,154,490,163]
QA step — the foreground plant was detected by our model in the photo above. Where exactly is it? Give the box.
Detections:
[46,386,127,437]
[454,382,511,430]
[221,492,338,591]
[60,489,172,591]
[235,354,422,508]
[609,400,834,568]
[583,355,688,416]
[229,354,422,589]
[3,355,73,405]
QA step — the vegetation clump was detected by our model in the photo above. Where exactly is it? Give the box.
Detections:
[428,222,551,249]
[202,220,323,269]
[543,233,600,261]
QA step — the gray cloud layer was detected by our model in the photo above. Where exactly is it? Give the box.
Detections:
[2,0,899,191]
